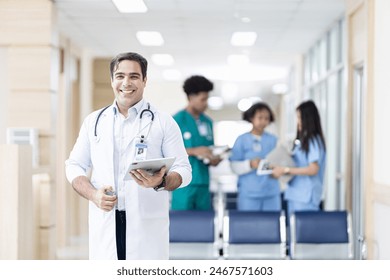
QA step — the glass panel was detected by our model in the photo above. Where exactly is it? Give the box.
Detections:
[310,47,319,82]
[339,19,345,64]
[329,24,339,69]
[301,18,346,215]
[284,94,296,143]
[324,73,338,210]
[304,55,310,85]
[319,37,327,77]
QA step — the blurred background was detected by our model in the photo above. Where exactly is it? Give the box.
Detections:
[1,0,390,260]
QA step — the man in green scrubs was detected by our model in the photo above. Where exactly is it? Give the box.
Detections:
[171,75,222,210]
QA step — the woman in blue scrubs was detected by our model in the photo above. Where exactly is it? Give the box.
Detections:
[272,100,326,217]
[229,102,281,211]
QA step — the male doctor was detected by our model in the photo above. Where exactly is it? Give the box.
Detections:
[65,52,192,260]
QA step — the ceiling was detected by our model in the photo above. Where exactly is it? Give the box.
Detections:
[54,0,345,106]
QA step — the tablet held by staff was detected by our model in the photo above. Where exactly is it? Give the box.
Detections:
[124,157,176,180]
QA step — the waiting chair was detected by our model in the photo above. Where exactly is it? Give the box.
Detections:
[289,210,353,259]
[223,210,287,259]
[169,210,220,259]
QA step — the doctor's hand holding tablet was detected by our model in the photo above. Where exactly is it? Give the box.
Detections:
[125,157,176,191]
[130,166,167,189]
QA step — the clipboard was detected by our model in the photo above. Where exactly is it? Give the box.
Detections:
[123,157,176,181]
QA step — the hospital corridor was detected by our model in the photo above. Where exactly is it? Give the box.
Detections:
[1,0,390,263]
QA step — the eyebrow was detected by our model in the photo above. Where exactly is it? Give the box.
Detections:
[114,72,141,77]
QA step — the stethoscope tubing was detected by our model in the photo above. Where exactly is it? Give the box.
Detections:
[94,103,154,138]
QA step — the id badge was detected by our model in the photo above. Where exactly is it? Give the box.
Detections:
[198,122,208,136]
[135,143,148,161]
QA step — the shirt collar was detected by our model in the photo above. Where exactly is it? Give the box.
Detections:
[112,99,146,117]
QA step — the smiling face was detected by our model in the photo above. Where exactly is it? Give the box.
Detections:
[111,60,147,115]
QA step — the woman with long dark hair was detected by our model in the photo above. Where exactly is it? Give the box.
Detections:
[272,100,326,216]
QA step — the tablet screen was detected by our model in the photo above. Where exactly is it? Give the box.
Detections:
[123,157,176,180]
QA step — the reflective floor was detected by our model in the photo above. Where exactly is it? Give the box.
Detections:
[56,235,88,260]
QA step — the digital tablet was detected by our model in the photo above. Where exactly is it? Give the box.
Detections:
[256,159,273,175]
[123,157,176,181]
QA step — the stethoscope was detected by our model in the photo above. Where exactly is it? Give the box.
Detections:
[94,103,155,143]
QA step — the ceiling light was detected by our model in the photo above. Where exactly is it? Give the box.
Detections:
[136,31,164,46]
[151,54,174,66]
[227,54,250,66]
[237,96,262,112]
[231,32,257,46]
[237,98,253,112]
[112,0,148,13]
[162,69,182,81]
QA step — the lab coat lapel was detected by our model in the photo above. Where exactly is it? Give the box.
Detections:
[100,108,115,184]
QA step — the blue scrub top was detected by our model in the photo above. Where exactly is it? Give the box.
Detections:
[229,132,280,198]
[284,136,326,205]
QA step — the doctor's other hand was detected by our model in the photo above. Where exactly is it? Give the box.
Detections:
[131,166,167,188]
[271,166,284,179]
[93,186,117,212]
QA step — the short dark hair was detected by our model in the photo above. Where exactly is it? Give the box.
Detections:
[110,52,148,80]
[243,102,275,123]
[183,75,214,97]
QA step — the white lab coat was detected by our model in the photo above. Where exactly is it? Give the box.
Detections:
[65,100,192,259]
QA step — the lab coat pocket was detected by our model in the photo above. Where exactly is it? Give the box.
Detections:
[138,187,169,219]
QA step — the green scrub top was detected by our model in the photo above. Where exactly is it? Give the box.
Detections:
[173,109,214,185]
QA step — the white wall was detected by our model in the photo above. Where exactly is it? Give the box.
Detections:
[370,0,390,260]
[373,0,390,185]
[374,203,390,259]
[0,47,8,145]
